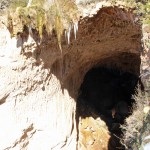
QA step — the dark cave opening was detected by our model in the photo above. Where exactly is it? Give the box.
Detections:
[77,66,143,149]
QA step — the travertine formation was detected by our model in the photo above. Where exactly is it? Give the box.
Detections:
[0,3,143,150]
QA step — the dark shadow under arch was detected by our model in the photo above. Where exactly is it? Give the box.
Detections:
[76,60,143,149]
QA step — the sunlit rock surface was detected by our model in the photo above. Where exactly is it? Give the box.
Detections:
[0,3,145,150]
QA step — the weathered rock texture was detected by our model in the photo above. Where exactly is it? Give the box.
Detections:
[0,5,142,150]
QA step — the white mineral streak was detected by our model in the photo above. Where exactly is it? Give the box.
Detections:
[67,23,72,45]
[64,21,78,45]
[27,0,32,7]
[74,22,78,40]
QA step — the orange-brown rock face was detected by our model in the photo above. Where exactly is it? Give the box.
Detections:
[74,7,141,150]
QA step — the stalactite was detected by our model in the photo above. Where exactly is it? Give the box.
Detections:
[74,22,78,40]
[67,23,72,45]
[27,0,32,8]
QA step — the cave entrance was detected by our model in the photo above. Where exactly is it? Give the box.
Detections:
[77,64,142,149]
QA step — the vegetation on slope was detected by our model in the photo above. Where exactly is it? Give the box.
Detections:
[121,87,150,149]
[4,0,149,51]
[6,0,79,51]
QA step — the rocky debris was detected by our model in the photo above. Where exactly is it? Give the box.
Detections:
[77,99,110,150]
[77,97,126,150]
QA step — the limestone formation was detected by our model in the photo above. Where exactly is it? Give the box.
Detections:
[0,1,148,150]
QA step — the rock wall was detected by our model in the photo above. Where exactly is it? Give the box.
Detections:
[0,5,142,150]
[0,21,77,150]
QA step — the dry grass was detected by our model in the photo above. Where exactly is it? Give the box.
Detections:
[121,86,150,149]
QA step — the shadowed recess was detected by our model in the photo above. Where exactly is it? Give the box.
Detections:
[76,62,143,149]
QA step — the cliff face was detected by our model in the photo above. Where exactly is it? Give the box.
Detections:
[0,4,142,150]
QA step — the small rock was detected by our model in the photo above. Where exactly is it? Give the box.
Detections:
[144,106,150,114]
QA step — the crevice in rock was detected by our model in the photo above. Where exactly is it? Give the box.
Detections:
[12,124,36,149]
[0,93,9,105]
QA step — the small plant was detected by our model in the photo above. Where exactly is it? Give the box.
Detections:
[121,86,150,149]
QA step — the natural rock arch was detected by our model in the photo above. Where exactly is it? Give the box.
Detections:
[0,6,142,150]
[48,6,142,150]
